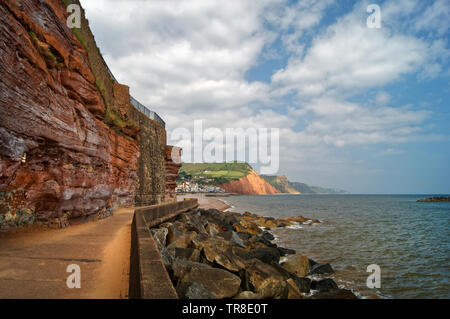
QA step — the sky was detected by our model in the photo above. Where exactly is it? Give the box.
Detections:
[80,0,449,194]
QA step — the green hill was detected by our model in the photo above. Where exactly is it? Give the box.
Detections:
[261,175,347,194]
[260,175,300,194]
[178,163,348,193]
[178,162,252,185]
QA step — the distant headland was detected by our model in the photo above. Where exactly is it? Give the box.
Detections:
[176,162,348,195]
[417,196,450,202]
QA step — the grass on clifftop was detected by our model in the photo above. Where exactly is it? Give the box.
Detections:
[179,162,252,184]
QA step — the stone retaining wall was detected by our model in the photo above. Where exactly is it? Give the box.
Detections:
[70,0,170,208]
[129,199,198,299]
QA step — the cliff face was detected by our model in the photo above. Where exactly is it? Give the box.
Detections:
[260,175,300,194]
[0,0,139,229]
[165,146,182,202]
[221,170,279,195]
[261,175,348,194]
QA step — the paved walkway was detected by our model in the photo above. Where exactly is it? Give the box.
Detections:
[0,208,134,299]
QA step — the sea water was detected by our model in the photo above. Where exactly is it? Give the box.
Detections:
[219,194,450,299]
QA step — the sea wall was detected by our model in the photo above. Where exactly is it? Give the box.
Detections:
[129,105,167,206]
[129,199,199,299]
[71,0,170,207]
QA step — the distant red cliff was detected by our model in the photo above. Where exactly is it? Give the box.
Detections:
[220,170,279,195]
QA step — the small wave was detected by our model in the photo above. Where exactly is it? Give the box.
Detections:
[286,224,304,230]
[217,198,230,206]
[219,199,234,212]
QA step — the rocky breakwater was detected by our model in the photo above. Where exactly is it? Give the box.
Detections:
[417,196,450,202]
[150,209,357,299]
[0,0,139,229]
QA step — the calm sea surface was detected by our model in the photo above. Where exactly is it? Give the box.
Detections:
[218,194,450,299]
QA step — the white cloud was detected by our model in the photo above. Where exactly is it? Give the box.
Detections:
[81,0,276,118]
[285,98,430,147]
[271,3,429,99]
[376,91,391,106]
[265,0,335,54]
[79,0,448,191]
[414,0,450,36]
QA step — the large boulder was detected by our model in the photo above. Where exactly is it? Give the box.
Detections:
[192,233,231,261]
[205,222,220,236]
[151,227,168,248]
[261,231,275,241]
[245,233,277,250]
[166,223,197,249]
[217,230,246,248]
[199,209,234,232]
[292,276,311,293]
[242,259,288,299]
[178,264,241,299]
[176,281,216,299]
[223,213,240,226]
[177,213,207,235]
[274,218,294,226]
[243,211,259,218]
[174,248,201,262]
[311,289,358,299]
[310,278,339,293]
[170,258,211,282]
[236,247,280,265]
[233,220,263,235]
[309,263,334,275]
[254,217,278,229]
[234,291,259,299]
[308,258,318,268]
[246,241,272,251]
[286,278,303,299]
[286,216,308,223]
[159,247,175,267]
[281,254,310,277]
[192,233,246,272]
[277,247,296,256]
[214,249,247,272]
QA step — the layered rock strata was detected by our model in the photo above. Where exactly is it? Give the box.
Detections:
[220,170,279,195]
[0,0,143,229]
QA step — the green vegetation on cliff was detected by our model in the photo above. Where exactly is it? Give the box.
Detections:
[261,175,348,194]
[178,162,252,185]
[260,175,300,194]
[178,163,347,193]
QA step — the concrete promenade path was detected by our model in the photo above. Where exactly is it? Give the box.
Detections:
[0,208,135,299]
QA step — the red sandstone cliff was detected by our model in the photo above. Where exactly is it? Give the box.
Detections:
[0,0,139,228]
[165,146,182,202]
[220,170,280,195]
